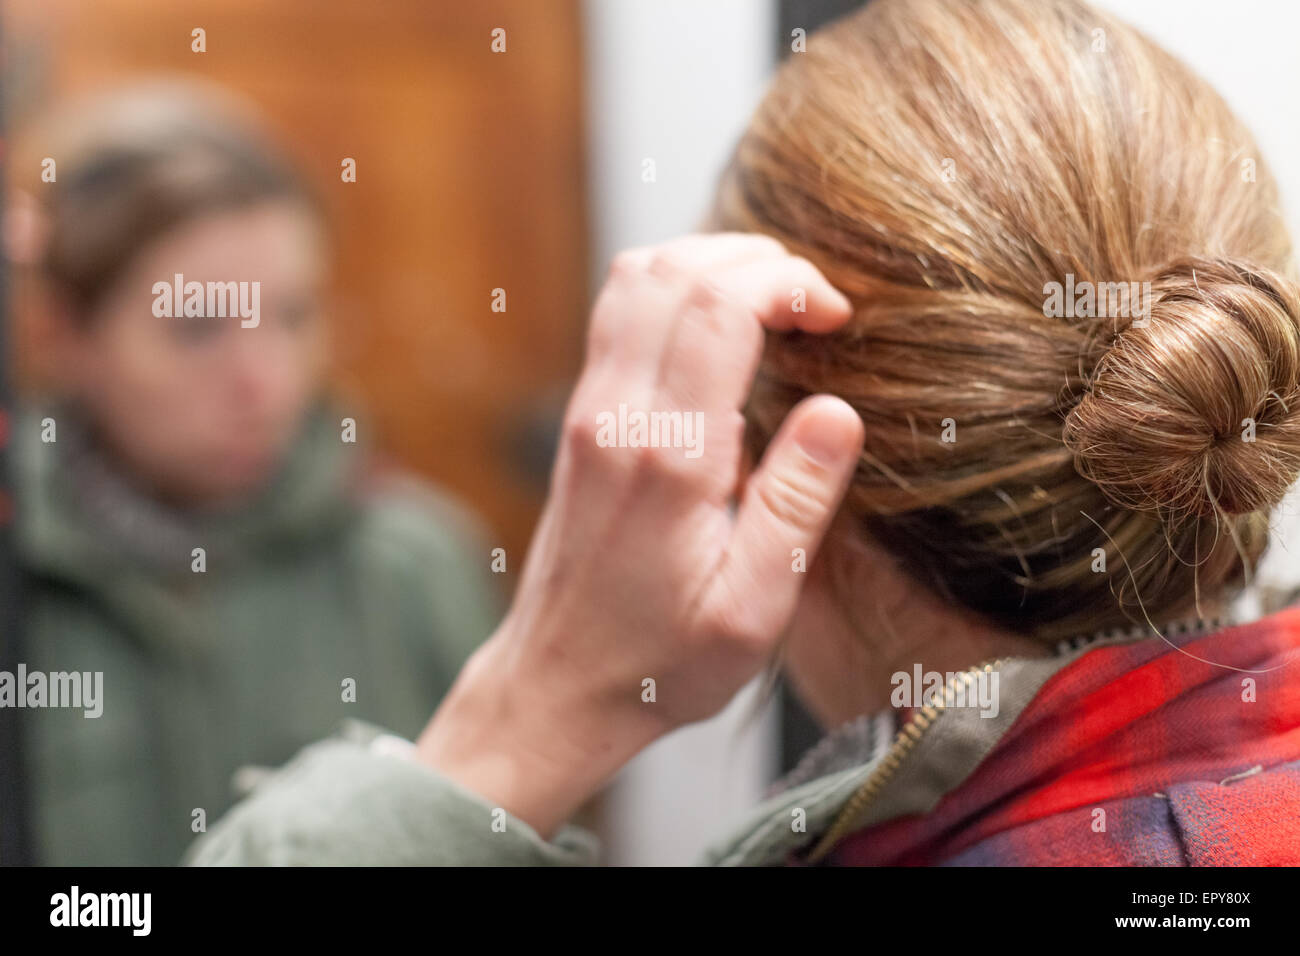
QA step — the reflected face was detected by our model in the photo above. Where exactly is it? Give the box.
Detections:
[65,201,328,507]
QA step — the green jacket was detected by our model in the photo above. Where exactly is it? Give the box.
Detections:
[183,628,1188,866]
[12,403,501,865]
[189,604,1300,866]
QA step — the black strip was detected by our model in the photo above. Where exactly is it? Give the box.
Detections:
[0,866,1285,939]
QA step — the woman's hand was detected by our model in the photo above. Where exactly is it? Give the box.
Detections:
[415,233,864,837]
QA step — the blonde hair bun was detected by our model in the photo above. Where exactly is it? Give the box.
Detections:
[1064,258,1300,520]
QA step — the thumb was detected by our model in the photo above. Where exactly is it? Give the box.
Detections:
[715,395,864,639]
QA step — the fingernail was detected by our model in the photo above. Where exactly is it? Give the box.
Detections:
[797,420,850,466]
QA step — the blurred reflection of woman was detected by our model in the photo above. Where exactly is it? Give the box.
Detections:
[7,83,500,864]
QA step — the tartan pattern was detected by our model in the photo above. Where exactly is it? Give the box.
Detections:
[824,606,1300,866]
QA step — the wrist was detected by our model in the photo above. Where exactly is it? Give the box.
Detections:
[414,625,664,839]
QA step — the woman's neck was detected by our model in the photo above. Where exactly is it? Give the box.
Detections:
[782,536,1051,731]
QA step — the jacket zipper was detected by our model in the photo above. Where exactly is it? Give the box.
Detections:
[803,657,1008,864]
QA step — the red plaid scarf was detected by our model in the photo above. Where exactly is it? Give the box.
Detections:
[825,605,1300,865]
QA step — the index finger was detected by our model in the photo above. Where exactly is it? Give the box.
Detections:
[711,254,854,333]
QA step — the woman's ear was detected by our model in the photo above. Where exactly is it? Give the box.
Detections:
[36,283,101,397]
[5,190,95,394]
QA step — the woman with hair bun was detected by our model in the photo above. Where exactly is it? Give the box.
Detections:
[191,0,1300,866]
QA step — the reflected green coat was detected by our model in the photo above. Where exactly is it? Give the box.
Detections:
[12,404,500,865]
